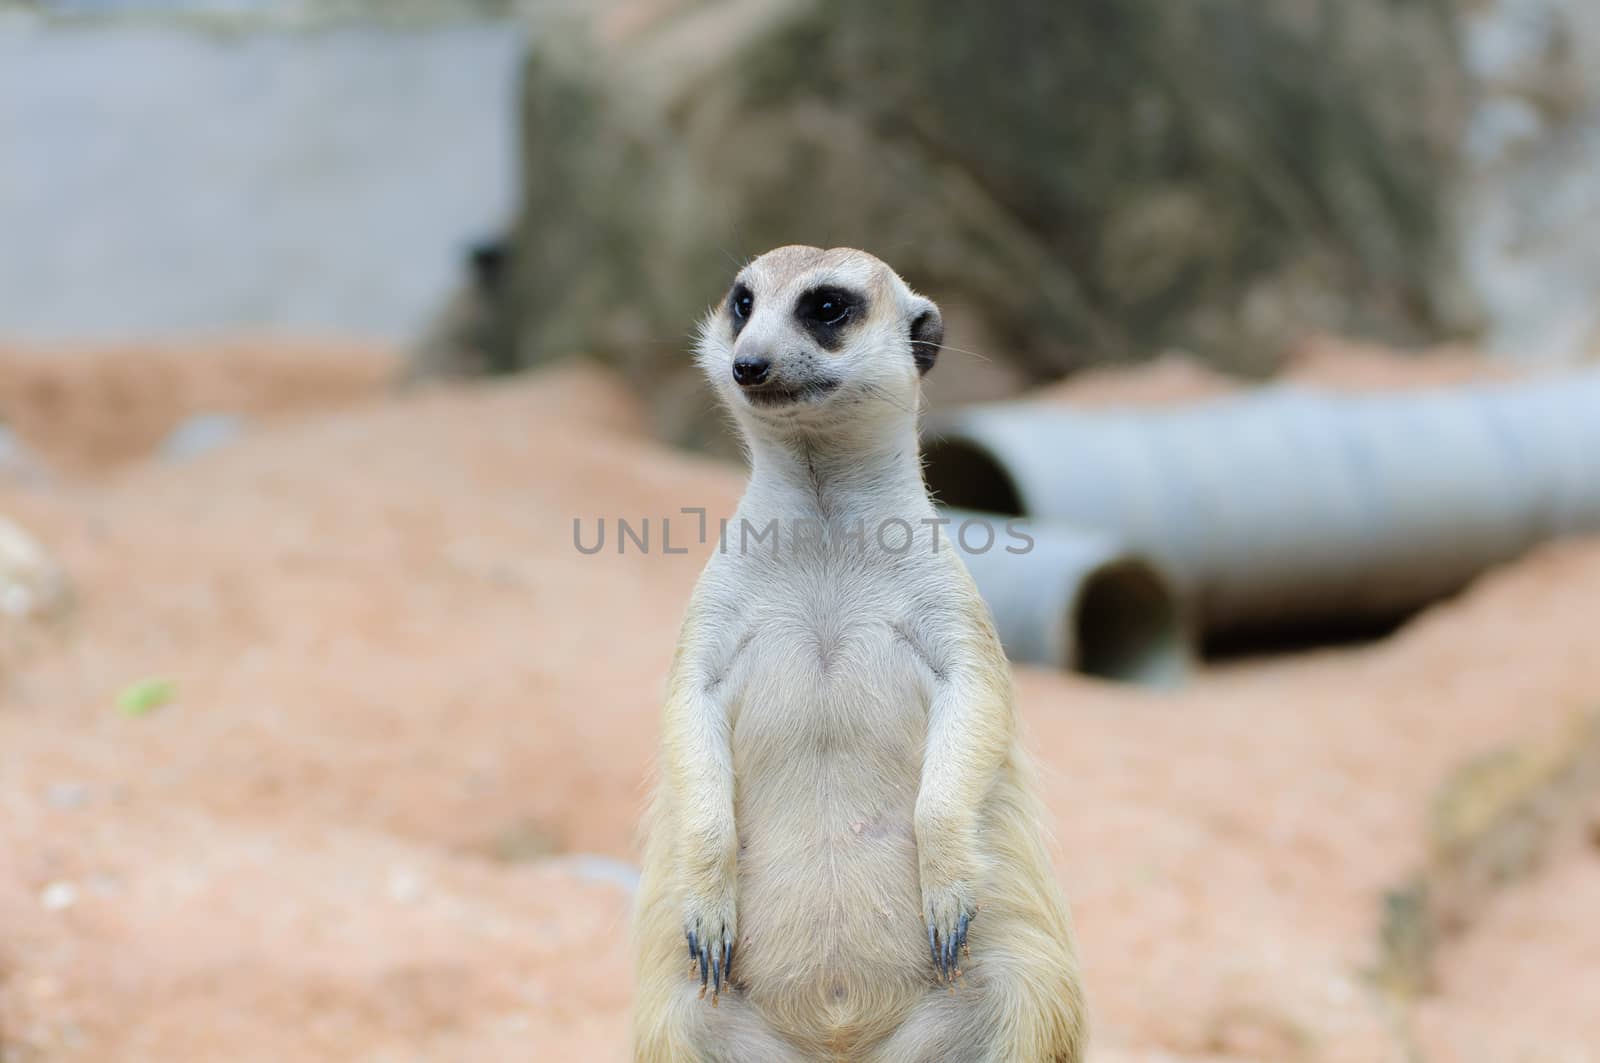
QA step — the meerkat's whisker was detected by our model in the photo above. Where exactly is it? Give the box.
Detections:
[933,342,995,363]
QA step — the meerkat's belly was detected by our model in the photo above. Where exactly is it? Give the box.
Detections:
[728,617,932,1043]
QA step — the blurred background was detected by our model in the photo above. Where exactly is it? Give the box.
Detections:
[2,1,1598,1060]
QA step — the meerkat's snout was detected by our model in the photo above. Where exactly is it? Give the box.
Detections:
[730,346,841,409]
[731,353,771,387]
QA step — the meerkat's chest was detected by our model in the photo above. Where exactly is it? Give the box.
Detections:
[722,558,937,814]
[729,562,931,723]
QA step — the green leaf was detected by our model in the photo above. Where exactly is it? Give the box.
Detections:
[117,678,175,718]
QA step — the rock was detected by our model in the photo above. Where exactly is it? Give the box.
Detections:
[1459,0,1600,361]
[44,783,93,810]
[545,854,643,893]
[1375,709,1600,995]
[502,0,1473,427]
[0,424,51,484]
[40,882,79,912]
[158,412,247,461]
[0,514,70,621]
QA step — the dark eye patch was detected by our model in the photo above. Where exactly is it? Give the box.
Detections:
[729,283,754,337]
[793,286,865,351]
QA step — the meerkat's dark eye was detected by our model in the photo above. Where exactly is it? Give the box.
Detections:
[730,284,754,320]
[801,288,855,326]
[794,286,865,350]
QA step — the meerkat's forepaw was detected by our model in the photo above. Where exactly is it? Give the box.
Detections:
[683,891,738,1004]
[923,884,975,984]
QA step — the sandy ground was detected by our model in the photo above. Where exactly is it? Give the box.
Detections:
[1,342,1597,1062]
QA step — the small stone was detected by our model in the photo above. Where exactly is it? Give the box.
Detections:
[40,881,79,911]
[487,817,561,863]
[0,515,70,620]
[558,854,642,893]
[0,424,50,485]
[44,782,92,810]
[86,872,123,897]
[159,412,247,461]
[386,867,423,903]
[1,581,36,617]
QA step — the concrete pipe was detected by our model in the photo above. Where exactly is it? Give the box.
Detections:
[940,511,1194,685]
[924,372,1600,639]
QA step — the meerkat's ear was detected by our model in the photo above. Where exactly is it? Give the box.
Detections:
[909,298,944,376]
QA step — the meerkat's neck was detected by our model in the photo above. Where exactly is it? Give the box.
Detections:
[741,416,931,529]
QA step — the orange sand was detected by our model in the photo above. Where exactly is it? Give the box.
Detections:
[0,342,1596,1061]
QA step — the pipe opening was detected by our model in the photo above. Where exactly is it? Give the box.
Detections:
[1072,559,1190,686]
[923,437,1024,516]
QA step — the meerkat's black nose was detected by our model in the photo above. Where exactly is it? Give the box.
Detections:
[732,355,771,387]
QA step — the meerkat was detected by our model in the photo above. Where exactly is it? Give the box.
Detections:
[632,246,1086,1062]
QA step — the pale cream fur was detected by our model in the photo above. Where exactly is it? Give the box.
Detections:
[633,247,1085,1062]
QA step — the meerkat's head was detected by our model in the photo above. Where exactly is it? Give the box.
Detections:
[695,246,943,436]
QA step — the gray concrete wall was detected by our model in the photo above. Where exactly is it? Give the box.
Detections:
[0,6,523,341]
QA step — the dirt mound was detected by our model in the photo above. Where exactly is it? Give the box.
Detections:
[2,341,1597,1060]
[1031,335,1525,408]
[0,338,397,474]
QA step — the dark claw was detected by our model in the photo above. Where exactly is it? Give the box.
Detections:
[957,912,970,956]
[698,944,709,989]
[928,923,939,969]
[687,929,698,961]
[711,948,722,996]
[723,940,734,985]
